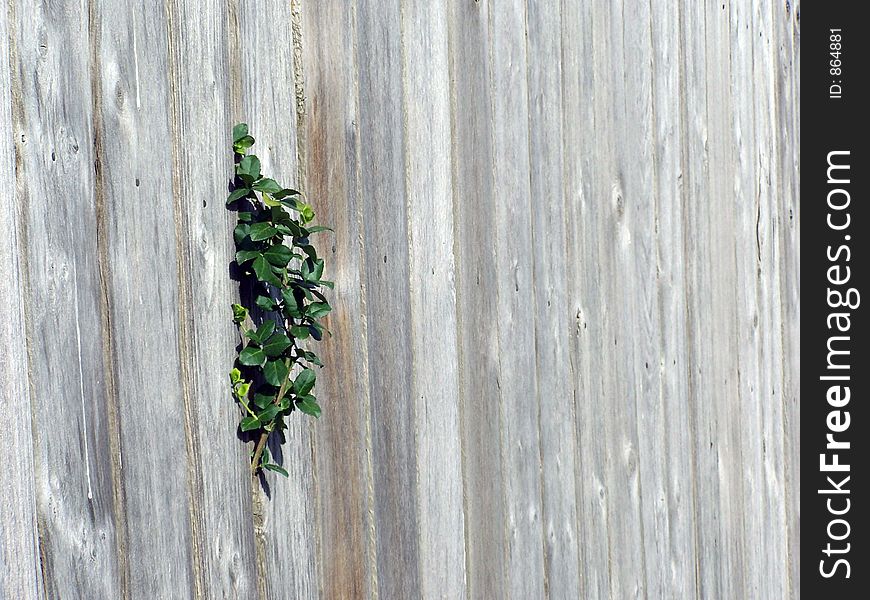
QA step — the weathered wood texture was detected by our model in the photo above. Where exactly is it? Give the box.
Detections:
[2,1,799,598]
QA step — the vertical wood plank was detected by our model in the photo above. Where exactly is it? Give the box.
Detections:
[0,3,43,596]
[647,0,700,596]
[560,2,612,595]
[302,2,378,598]
[489,2,546,598]
[234,1,319,597]
[613,1,692,598]
[10,0,124,596]
[164,0,260,596]
[524,2,581,597]
[681,2,749,596]
[772,1,801,595]
[447,1,507,597]
[401,1,467,598]
[596,2,649,596]
[729,2,772,597]
[92,0,200,596]
[356,0,421,597]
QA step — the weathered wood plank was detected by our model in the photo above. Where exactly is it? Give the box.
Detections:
[356,1,421,597]
[401,1,467,597]
[647,0,700,596]
[447,1,507,597]
[10,0,124,596]
[164,0,261,596]
[1,1,804,597]
[0,4,42,597]
[729,2,772,598]
[560,2,613,595]
[301,2,377,598]
[489,2,546,598]
[609,1,680,597]
[772,1,801,595]
[235,1,319,598]
[593,2,649,597]
[524,3,581,597]
[682,2,749,597]
[93,1,200,597]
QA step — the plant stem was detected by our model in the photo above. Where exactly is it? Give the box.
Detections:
[251,431,269,475]
[250,358,294,475]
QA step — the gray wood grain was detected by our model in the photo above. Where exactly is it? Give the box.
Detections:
[612,2,685,598]
[301,2,378,597]
[402,2,467,597]
[773,2,801,595]
[447,1,507,598]
[490,2,547,597]
[682,3,749,597]
[645,1,700,596]
[355,1,422,597]
[593,2,649,597]
[3,1,801,597]
[0,4,42,597]
[10,0,124,597]
[94,2,211,596]
[525,3,581,596]
[235,1,319,598]
[560,3,613,595]
[164,0,260,596]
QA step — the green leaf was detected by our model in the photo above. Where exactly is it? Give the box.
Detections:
[319,280,335,289]
[235,250,261,264]
[233,223,250,244]
[301,258,325,283]
[308,323,323,341]
[249,222,279,241]
[263,244,293,267]
[262,193,282,207]
[305,225,333,234]
[234,382,251,399]
[293,368,316,396]
[232,303,248,324]
[253,393,275,409]
[238,155,261,183]
[257,403,280,423]
[254,320,276,343]
[229,368,241,385]
[232,123,249,143]
[233,135,255,154]
[301,350,323,367]
[301,244,317,261]
[240,415,261,432]
[238,211,253,222]
[239,346,267,367]
[256,295,278,311]
[296,395,321,418]
[253,178,282,194]
[263,463,289,477]
[307,302,331,318]
[262,333,292,357]
[227,188,250,204]
[297,202,315,223]
[313,259,325,281]
[263,358,289,387]
[253,255,281,285]
[273,188,301,200]
[289,325,310,339]
[270,205,293,226]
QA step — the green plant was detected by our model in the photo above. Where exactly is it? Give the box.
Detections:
[227,123,332,477]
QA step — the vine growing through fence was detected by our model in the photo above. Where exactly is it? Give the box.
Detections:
[226,123,332,477]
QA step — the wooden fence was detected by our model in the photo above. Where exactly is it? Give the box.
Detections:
[1,1,799,598]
